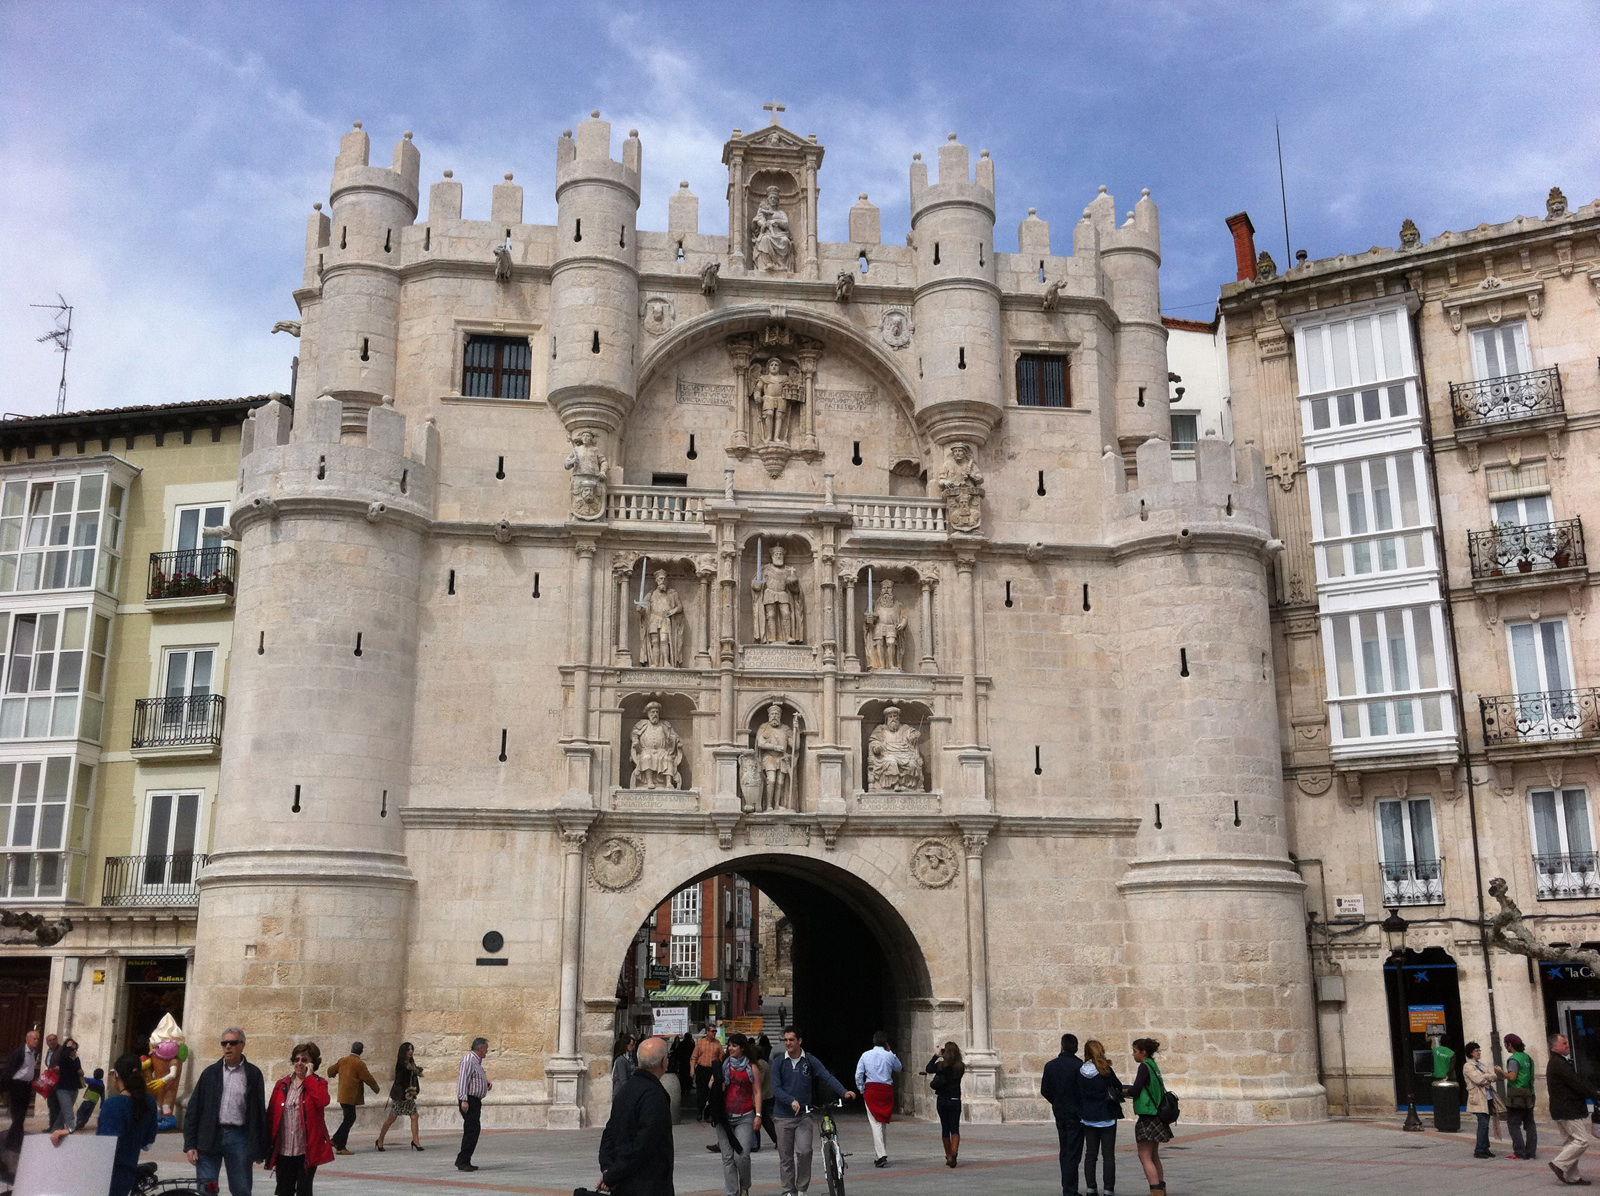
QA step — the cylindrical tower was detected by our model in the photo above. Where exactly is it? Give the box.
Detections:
[300,123,419,410]
[187,395,437,1067]
[1112,437,1327,1123]
[1097,186,1168,453]
[909,134,1003,448]
[548,111,642,438]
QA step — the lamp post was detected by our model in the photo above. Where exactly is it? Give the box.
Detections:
[1383,905,1426,1132]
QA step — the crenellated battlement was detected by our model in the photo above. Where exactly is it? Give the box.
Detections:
[1082,184,1161,259]
[236,395,438,527]
[330,122,420,217]
[1101,434,1272,547]
[556,110,642,201]
[909,133,996,222]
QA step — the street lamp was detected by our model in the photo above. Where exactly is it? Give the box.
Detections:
[1383,906,1426,1132]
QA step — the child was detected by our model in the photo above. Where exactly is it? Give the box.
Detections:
[74,1067,105,1130]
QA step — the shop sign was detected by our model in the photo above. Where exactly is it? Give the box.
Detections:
[652,1007,690,1037]
[124,958,187,985]
[649,964,672,980]
[1407,1004,1446,1035]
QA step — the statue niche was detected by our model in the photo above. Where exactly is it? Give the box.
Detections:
[635,568,687,668]
[859,699,932,794]
[852,566,924,672]
[747,701,804,812]
[726,322,822,478]
[750,182,795,274]
[750,539,809,646]
[620,694,694,791]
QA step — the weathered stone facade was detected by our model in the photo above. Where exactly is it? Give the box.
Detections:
[187,109,1325,1127]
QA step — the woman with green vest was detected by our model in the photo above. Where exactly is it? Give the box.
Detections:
[1129,1038,1171,1196]
[1496,1032,1538,1160]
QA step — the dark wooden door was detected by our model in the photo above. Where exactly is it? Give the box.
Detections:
[0,959,51,1050]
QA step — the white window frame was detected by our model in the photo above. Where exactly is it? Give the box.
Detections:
[1530,786,1600,900]
[139,788,205,882]
[1308,451,1434,581]
[1292,302,1419,441]
[1503,619,1581,742]
[670,885,700,936]
[1322,604,1454,748]
[1376,795,1444,905]
[1493,493,1554,527]
[669,934,699,979]
[0,754,92,901]
[0,607,109,743]
[0,471,127,596]
[1471,321,1532,381]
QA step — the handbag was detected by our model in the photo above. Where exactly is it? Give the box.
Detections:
[1506,1087,1535,1109]
[32,1068,59,1099]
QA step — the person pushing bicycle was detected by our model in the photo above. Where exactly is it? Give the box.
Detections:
[771,1027,855,1196]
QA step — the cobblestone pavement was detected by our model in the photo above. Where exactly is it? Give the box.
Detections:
[59,1112,1600,1195]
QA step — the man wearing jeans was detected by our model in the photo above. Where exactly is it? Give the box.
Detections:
[771,1027,854,1196]
[183,1027,268,1194]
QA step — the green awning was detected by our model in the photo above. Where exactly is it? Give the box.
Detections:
[650,980,710,1003]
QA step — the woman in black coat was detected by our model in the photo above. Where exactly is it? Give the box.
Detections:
[924,1041,965,1167]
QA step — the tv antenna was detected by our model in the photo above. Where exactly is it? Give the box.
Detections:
[31,296,74,414]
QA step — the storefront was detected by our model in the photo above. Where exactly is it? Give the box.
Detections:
[121,956,187,1057]
[1539,944,1600,1087]
[1384,946,1463,1109]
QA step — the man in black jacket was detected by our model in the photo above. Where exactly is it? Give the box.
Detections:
[597,1035,674,1196]
[2,1029,40,1183]
[1041,1033,1085,1196]
[1548,1033,1600,1185]
[182,1026,269,1195]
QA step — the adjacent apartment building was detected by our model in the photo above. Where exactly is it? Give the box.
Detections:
[0,396,273,1062]
[1219,190,1600,1113]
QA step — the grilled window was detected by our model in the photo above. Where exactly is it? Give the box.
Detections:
[1016,353,1069,407]
[462,335,532,399]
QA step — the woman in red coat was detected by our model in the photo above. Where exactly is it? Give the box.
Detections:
[267,1042,335,1195]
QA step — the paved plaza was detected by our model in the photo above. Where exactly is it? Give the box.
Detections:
[98,1113,1600,1195]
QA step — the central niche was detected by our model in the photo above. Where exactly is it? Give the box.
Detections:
[727,322,824,477]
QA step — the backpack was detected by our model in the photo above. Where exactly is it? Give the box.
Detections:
[1157,1088,1180,1124]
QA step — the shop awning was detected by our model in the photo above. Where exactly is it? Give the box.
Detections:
[650,980,710,1003]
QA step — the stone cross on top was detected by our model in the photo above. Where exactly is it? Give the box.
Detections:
[763,100,786,126]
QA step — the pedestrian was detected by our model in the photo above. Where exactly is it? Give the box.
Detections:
[751,1038,774,1152]
[611,1033,638,1099]
[854,1030,902,1168]
[75,1066,106,1130]
[1041,1032,1085,1196]
[1,1028,40,1187]
[375,1041,423,1152]
[596,1035,674,1195]
[50,1037,83,1133]
[707,1033,760,1196]
[1547,1032,1600,1185]
[42,1033,61,1072]
[183,1026,270,1196]
[1496,1032,1537,1160]
[1078,1040,1124,1196]
[324,1041,378,1155]
[266,1042,334,1195]
[48,1052,157,1196]
[692,1025,724,1121]
[771,1026,855,1196]
[924,1040,965,1168]
[455,1035,491,1172]
[1129,1037,1172,1196]
[1461,1041,1498,1158]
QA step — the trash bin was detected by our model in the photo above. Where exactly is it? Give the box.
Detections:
[1432,1079,1461,1132]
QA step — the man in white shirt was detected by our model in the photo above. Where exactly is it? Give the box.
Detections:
[456,1036,492,1172]
[854,1031,903,1168]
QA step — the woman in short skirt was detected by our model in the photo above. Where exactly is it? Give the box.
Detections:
[1129,1037,1171,1195]
[376,1041,423,1151]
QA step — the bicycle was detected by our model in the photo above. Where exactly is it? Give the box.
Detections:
[132,1160,203,1194]
[802,1100,851,1196]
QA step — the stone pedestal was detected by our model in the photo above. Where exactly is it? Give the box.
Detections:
[959,1049,1002,1123]
[544,1055,587,1129]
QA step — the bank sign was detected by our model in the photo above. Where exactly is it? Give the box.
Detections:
[1542,961,1600,982]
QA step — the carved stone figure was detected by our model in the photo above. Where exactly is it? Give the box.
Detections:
[750,357,803,445]
[1256,250,1278,281]
[1042,278,1063,311]
[493,243,513,281]
[834,269,855,302]
[751,185,794,273]
[909,838,958,888]
[937,442,985,533]
[590,835,644,891]
[868,706,924,792]
[1548,186,1570,218]
[880,308,911,349]
[636,570,687,668]
[564,430,608,521]
[753,703,799,811]
[270,320,302,337]
[753,544,806,644]
[699,260,720,295]
[864,580,909,671]
[641,295,674,336]
[1399,219,1421,249]
[629,703,684,790]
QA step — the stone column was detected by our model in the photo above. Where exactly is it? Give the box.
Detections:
[959,827,1001,1123]
[797,345,820,452]
[729,342,752,449]
[613,563,633,666]
[695,558,715,668]
[729,161,746,263]
[841,578,859,672]
[956,554,979,745]
[804,161,819,275]
[571,541,598,739]
[718,536,738,743]
[546,819,593,1128]
[919,575,937,672]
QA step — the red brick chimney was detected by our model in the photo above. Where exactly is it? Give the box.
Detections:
[1226,212,1258,282]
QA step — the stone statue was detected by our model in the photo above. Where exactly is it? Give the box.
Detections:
[750,357,802,445]
[700,260,720,295]
[753,703,799,811]
[493,242,513,281]
[752,544,806,644]
[1042,278,1063,311]
[270,320,302,337]
[937,442,985,533]
[835,269,855,302]
[751,185,794,273]
[564,430,608,520]
[1256,250,1277,281]
[1548,186,1570,218]
[867,706,924,793]
[864,579,909,671]
[1399,218,1421,249]
[636,569,687,668]
[629,702,684,790]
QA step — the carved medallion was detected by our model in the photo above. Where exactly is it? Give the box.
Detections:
[909,838,959,889]
[1296,770,1333,797]
[589,835,645,891]
[641,296,675,337]
[880,308,912,349]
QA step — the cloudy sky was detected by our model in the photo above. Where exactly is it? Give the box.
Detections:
[1,1,1594,418]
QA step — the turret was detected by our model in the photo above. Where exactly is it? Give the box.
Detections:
[1093,185,1167,456]
[909,134,1003,448]
[548,111,642,440]
[302,123,419,411]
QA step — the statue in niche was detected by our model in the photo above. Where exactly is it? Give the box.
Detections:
[864,579,909,671]
[752,544,806,644]
[629,702,684,790]
[867,706,924,793]
[937,442,985,533]
[564,430,608,520]
[751,357,803,445]
[754,703,800,811]
[751,185,794,273]
[636,569,687,668]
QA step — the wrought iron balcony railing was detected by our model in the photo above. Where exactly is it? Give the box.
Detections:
[101,853,207,906]
[1450,366,1563,429]
[1468,518,1586,579]
[1534,852,1600,901]
[147,547,236,601]
[1382,858,1444,906]
[131,694,225,750]
[1480,688,1600,745]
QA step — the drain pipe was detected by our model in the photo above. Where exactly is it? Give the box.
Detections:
[1413,299,1505,1070]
